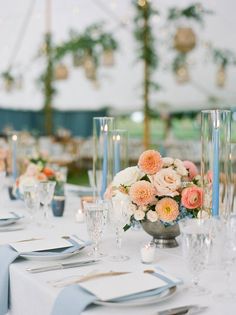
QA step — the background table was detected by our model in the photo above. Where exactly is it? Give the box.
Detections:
[0,187,235,315]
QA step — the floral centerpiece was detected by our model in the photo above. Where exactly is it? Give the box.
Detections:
[14,156,65,197]
[106,150,204,247]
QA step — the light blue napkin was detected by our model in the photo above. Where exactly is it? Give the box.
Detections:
[0,238,88,315]
[0,245,19,315]
[51,285,97,315]
[51,271,180,315]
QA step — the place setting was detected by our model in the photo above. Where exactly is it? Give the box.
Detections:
[0,211,25,232]
[1,1,236,314]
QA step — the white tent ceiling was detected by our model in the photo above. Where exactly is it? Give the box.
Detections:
[0,0,235,112]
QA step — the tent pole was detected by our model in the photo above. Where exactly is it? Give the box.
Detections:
[44,0,53,136]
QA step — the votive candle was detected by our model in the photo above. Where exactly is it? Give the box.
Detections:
[140,243,156,264]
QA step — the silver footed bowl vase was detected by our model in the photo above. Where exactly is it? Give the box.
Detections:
[141,220,180,248]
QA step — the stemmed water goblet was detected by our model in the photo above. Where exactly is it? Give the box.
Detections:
[179,218,212,295]
[109,198,130,262]
[84,200,109,259]
[23,183,40,223]
[38,181,56,227]
[216,215,236,300]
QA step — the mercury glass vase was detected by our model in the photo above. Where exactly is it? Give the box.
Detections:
[201,110,231,220]
[141,220,180,248]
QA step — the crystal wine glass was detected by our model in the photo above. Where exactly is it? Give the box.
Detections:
[38,181,56,227]
[179,218,212,295]
[23,183,40,222]
[217,215,236,299]
[84,200,109,259]
[109,198,130,262]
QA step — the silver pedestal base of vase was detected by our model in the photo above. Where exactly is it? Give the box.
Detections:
[141,221,180,248]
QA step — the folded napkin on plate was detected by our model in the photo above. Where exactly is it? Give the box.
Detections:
[51,271,181,315]
[0,238,86,315]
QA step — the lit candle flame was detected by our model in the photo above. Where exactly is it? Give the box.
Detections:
[12,135,17,141]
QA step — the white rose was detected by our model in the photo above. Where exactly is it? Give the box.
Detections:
[173,159,183,168]
[18,175,38,194]
[25,163,41,177]
[176,165,188,176]
[173,159,188,176]
[162,157,174,167]
[134,209,145,221]
[150,167,181,197]
[112,191,130,203]
[112,166,144,187]
[146,210,158,222]
[128,203,137,213]
[111,194,133,221]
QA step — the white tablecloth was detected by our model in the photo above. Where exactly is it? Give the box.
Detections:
[0,187,236,315]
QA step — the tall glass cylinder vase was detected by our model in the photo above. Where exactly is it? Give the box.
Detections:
[110,129,128,177]
[7,131,19,181]
[201,110,231,220]
[93,117,114,199]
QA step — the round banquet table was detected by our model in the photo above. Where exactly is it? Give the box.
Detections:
[0,186,235,315]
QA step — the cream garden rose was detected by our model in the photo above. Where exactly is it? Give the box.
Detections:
[174,159,188,176]
[150,167,181,197]
[112,166,144,187]
[146,210,158,222]
[134,209,145,221]
[162,157,174,167]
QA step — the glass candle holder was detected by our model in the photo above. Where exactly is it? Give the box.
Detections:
[201,110,231,220]
[110,129,128,177]
[93,117,114,199]
[140,242,156,264]
[8,131,19,181]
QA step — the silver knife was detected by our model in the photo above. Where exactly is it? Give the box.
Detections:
[157,305,208,315]
[26,259,100,273]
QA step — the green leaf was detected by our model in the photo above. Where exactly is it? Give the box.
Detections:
[123,224,131,232]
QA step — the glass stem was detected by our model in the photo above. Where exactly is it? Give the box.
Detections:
[93,242,99,259]
[192,274,199,288]
[225,267,232,296]
[116,227,122,250]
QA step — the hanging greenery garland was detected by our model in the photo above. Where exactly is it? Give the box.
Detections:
[211,48,236,87]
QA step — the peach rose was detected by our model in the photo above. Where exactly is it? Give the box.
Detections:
[155,197,179,222]
[37,173,48,181]
[104,183,113,199]
[150,167,181,197]
[0,148,8,160]
[207,170,213,184]
[43,167,55,178]
[138,150,163,175]
[129,181,156,206]
[183,160,199,180]
[181,186,203,209]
